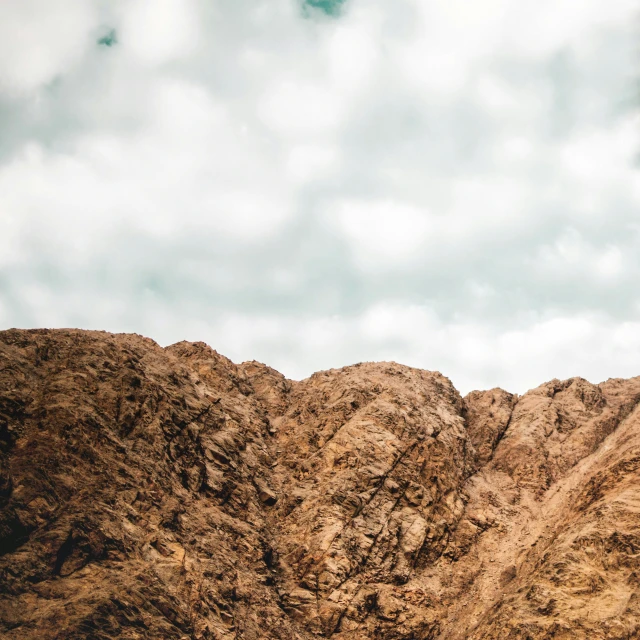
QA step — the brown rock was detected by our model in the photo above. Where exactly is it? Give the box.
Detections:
[2,328,640,639]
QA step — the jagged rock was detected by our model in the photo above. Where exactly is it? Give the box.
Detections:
[2,328,640,639]
[255,478,278,505]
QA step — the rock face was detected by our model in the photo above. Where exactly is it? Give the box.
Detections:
[2,330,640,639]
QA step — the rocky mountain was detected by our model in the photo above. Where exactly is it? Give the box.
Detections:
[2,328,640,639]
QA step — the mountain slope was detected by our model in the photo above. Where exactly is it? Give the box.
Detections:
[1,329,640,639]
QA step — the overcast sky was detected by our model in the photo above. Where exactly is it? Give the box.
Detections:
[1,0,639,394]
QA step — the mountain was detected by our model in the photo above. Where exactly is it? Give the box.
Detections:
[2,328,640,639]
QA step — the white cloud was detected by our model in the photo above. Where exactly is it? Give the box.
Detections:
[0,0,638,395]
[325,199,433,269]
[534,228,629,284]
[286,144,340,183]
[0,73,296,249]
[258,80,344,137]
[134,303,640,395]
[119,0,201,65]
[494,0,637,60]
[475,75,519,113]
[0,0,98,95]
[325,20,378,94]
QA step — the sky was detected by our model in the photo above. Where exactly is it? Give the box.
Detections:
[0,0,639,394]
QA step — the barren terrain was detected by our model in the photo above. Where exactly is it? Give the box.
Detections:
[2,329,640,638]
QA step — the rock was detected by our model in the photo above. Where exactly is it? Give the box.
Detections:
[255,478,278,505]
[2,328,640,639]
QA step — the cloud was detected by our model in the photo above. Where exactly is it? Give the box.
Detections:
[210,305,640,395]
[0,0,638,394]
[324,199,433,270]
[258,81,345,136]
[0,0,99,95]
[119,0,201,65]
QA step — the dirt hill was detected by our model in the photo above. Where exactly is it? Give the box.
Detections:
[2,328,640,639]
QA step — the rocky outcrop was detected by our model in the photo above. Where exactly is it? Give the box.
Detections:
[2,328,640,639]
[266,363,469,638]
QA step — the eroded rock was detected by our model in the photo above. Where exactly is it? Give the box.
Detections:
[2,329,640,639]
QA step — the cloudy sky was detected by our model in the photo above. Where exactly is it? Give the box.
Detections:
[1,0,639,394]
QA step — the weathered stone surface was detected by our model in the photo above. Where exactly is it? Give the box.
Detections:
[2,328,640,639]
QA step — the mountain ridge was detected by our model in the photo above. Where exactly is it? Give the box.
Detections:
[2,328,640,639]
